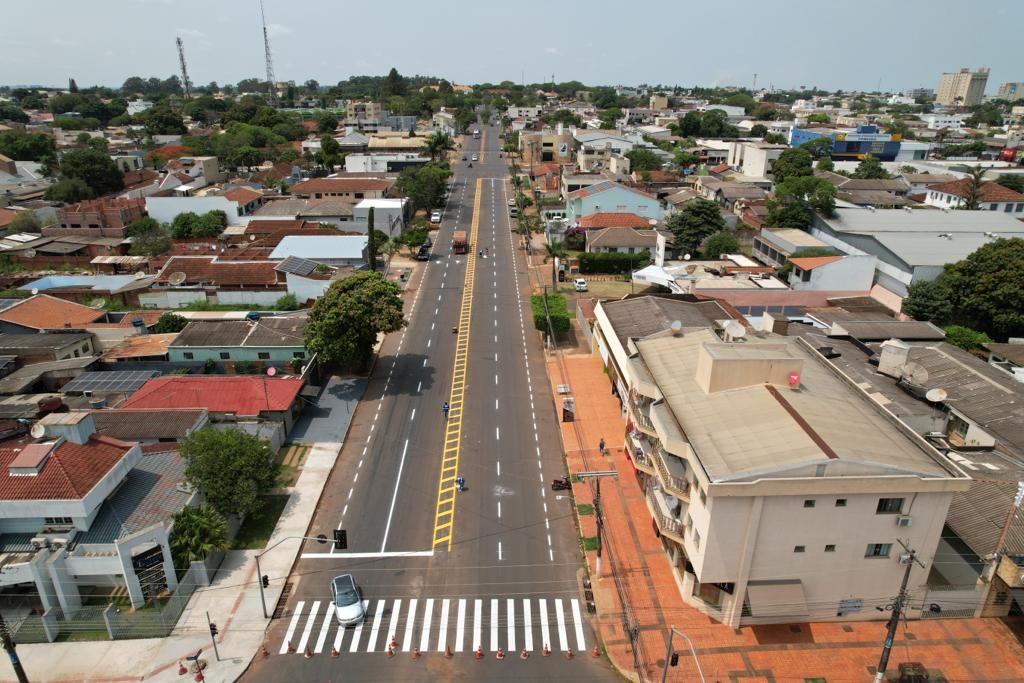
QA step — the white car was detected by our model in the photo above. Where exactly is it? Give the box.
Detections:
[471,154,478,161]
[330,574,365,626]
[573,278,588,292]
[430,209,443,224]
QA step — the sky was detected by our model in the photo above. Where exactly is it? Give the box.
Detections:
[3,0,1023,93]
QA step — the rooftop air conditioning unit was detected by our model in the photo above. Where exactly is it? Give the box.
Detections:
[30,537,49,550]
[896,515,913,528]
[51,537,70,550]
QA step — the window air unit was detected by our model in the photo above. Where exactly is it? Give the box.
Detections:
[896,515,913,528]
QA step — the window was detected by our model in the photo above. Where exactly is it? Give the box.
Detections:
[876,498,904,514]
[45,517,73,526]
[989,203,998,211]
[183,352,194,360]
[825,544,836,552]
[836,499,847,507]
[794,545,805,553]
[1005,203,1013,213]
[803,499,816,508]
[865,543,891,558]
[219,352,230,360]
[258,352,271,360]
[292,351,306,359]
[1016,204,1023,213]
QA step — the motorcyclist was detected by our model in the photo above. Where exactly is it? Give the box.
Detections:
[442,401,450,419]
[456,475,465,491]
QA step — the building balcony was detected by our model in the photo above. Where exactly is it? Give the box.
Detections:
[628,398,656,435]
[626,429,655,473]
[652,442,691,499]
[645,480,686,544]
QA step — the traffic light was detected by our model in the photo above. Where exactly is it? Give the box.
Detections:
[261,575,270,589]
[209,622,219,637]
[333,529,347,550]
[670,652,679,667]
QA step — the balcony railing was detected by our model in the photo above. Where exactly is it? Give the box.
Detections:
[629,400,656,434]
[626,430,654,472]
[652,443,691,499]
[645,482,685,542]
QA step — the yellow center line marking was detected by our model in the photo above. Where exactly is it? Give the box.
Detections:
[479,127,487,163]
[432,178,481,551]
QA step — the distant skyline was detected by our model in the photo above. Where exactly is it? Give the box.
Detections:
[4,0,1023,93]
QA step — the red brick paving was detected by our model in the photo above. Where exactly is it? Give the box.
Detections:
[547,353,1024,682]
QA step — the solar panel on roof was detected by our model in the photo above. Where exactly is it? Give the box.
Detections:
[61,370,159,394]
[274,256,318,276]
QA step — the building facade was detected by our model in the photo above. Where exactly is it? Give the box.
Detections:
[997,82,1024,102]
[937,67,990,106]
[789,125,901,162]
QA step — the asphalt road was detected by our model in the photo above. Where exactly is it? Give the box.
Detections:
[242,125,617,682]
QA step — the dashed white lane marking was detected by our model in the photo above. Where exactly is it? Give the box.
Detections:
[496,461,501,476]
[410,408,416,421]
[497,500,501,518]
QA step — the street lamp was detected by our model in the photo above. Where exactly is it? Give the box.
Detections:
[660,625,705,683]
[575,470,617,578]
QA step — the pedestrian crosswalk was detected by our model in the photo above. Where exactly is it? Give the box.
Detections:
[277,596,588,655]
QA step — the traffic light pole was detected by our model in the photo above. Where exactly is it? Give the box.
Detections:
[660,625,704,683]
[255,533,345,618]
[0,611,29,683]
[873,542,923,682]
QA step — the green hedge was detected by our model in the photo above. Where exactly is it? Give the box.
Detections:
[530,292,570,335]
[578,251,650,274]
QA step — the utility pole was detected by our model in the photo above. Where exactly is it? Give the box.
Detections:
[0,611,30,683]
[660,625,705,683]
[576,470,617,578]
[873,540,924,683]
[206,612,221,662]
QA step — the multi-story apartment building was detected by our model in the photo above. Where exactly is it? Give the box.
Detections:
[593,296,971,628]
[936,68,990,106]
[52,197,147,238]
[997,82,1024,102]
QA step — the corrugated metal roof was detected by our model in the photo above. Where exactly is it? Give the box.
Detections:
[269,235,367,260]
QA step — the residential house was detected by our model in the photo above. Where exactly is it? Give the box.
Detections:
[140,256,285,309]
[353,198,409,238]
[289,177,393,201]
[99,333,177,363]
[0,295,105,334]
[574,131,637,172]
[167,314,308,366]
[593,298,970,627]
[752,228,834,268]
[90,408,208,443]
[367,136,428,155]
[273,257,339,303]
[0,412,184,614]
[924,179,1024,214]
[48,198,146,239]
[432,111,456,135]
[897,173,960,198]
[565,181,661,225]
[577,212,654,230]
[788,255,877,291]
[728,142,789,178]
[0,333,95,363]
[520,127,576,166]
[585,227,658,258]
[221,187,266,216]
[268,235,367,267]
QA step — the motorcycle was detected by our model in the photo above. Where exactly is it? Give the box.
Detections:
[551,476,571,491]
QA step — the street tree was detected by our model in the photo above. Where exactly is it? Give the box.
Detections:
[701,231,740,259]
[305,271,406,370]
[127,217,172,257]
[852,154,890,179]
[667,199,726,255]
[765,176,837,230]
[424,131,456,162]
[180,427,280,519]
[366,207,378,272]
[395,163,451,210]
[770,148,813,183]
[169,504,229,565]
[55,147,124,196]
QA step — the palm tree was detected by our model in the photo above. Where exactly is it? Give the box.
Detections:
[170,504,230,564]
[425,132,456,162]
[544,238,566,261]
[959,166,986,210]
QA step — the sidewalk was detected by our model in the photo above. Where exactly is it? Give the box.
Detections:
[547,353,1024,682]
[3,442,343,683]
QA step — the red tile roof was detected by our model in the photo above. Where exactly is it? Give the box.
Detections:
[530,162,562,178]
[789,256,843,271]
[578,212,654,229]
[290,178,393,195]
[710,163,731,174]
[0,294,106,331]
[0,436,135,501]
[222,187,264,206]
[0,208,20,228]
[928,179,1024,203]
[121,376,303,416]
[158,257,281,286]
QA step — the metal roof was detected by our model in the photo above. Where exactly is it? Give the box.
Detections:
[170,315,308,349]
[270,235,367,261]
[599,296,735,348]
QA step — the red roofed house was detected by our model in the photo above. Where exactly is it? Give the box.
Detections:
[289,177,393,200]
[924,179,1024,213]
[122,375,304,431]
[788,254,877,292]
[139,256,285,309]
[0,294,106,334]
[0,412,192,614]
[577,212,654,230]
[221,186,266,215]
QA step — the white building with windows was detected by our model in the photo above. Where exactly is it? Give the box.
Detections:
[593,297,971,627]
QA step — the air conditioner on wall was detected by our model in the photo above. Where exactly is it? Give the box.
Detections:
[896,515,913,528]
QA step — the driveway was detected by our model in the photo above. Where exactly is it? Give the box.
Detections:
[288,375,366,444]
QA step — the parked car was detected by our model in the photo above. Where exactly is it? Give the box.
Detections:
[507,197,516,207]
[471,154,478,161]
[430,209,443,224]
[330,574,365,626]
[574,278,589,292]
[416,244,430,261]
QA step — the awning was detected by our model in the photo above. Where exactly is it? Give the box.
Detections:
[745,581,808,619]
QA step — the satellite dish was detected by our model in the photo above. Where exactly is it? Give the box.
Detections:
[683,253,691,261]
[23,249,36,259]
[249,234,257,241]
[30,288,39,295]
[925,388,948,403]
[133,271,147,280]
[168,271,188,285]
[724,320,746,339]
[30,423,45,439]
[901,362,930,385]
[87,298,106,309]
[266,366,277,377]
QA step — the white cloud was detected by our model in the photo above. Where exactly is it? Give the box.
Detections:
[267,23,291,37]
[545,47,559,54]
[176,28,206,39]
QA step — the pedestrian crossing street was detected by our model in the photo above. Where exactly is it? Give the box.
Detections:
[278,596,588,655]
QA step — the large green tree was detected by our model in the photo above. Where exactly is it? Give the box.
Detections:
[666,199,726,255]
[56,148,124,197]
[381,67,408,98]
[180,427,280,519]
[169,504,230,565]
[305,271,406,370]
[44,177,94,202]
[126,217,172,257]
[153,312,189,333]
[626,148,662,173]
[395,163,451,210]
[940,238,1024,338]
[770,148,813,183]
[799,137,834,160]
[0,104,29,124]
[701,231,740,259]
[765,176,837,230]
[0,131,56,162]
[901,280,954,325]
[852,154,891,179]
[996,174,1024,195]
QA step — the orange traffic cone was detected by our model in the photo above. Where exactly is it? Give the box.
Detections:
[543,643,551,657]
[386,643,395,658]
[520,648,529,660]
[389,634,398,651]
[304,645,313,659]
[565,646,574,660]
[475,645,484,659]
[330,645,339,658]
[178,661,187,675]
[444,644,454,658]
[286,640,296,654]
[412,646,421,659]
[591,645,600,658]
[260,644,269,658]
[496,647,505,660]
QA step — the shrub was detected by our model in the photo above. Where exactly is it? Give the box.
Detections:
[530,292,570,335]
[578,251,650,274]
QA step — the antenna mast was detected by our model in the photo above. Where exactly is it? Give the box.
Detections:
[176,36,193,101]
[259,0,277,104]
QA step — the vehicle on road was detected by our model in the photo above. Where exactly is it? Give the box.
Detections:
[452,230,468,254]
[471,154,478,161]
[330,574,365,626]
[574,278,589,292]
[415,244,430,261]
[472,130,480,139]
[430,209,442,224]
[552,476,571,491]
[507,197,516,207]
[509,206,518,218]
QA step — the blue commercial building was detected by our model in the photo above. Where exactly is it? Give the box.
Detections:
[789,125,901,162]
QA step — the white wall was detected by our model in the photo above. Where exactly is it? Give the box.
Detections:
[287,273,333,302]
[792,255,876,291]
[215,290,284,305]
[145,196,242,225]
[138,290,206,309]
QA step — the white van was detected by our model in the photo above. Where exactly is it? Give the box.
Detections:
[430,209,442,224]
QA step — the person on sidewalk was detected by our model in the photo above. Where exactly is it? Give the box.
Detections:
[599,437,606,456]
